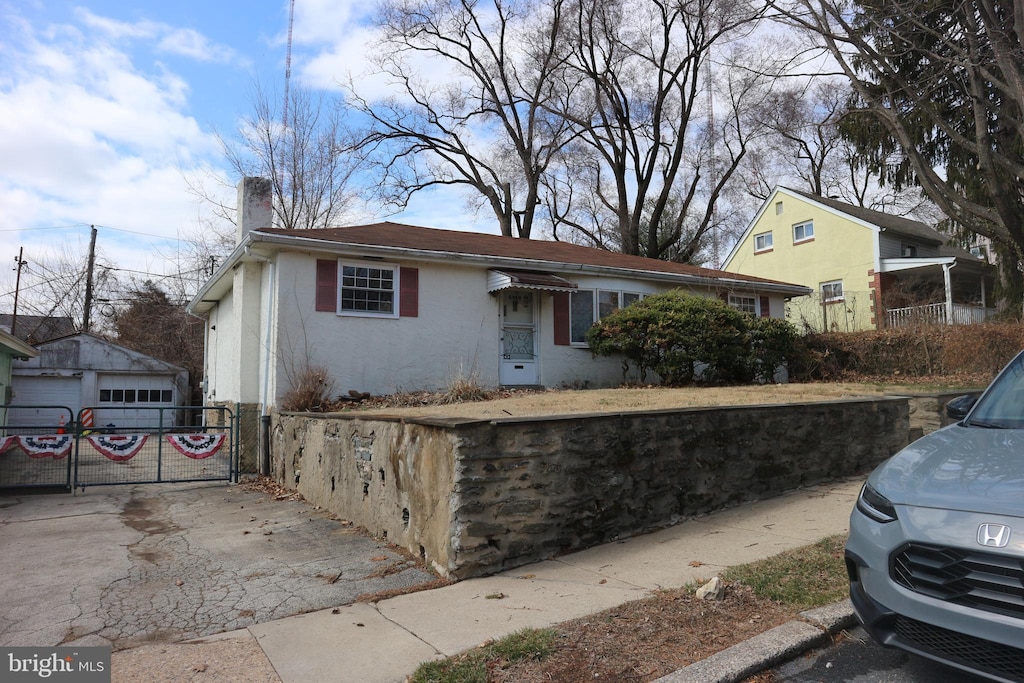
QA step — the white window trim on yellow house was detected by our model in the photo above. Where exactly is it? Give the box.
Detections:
[793,220,814,244]
[754,231,773,252]
[721,186,994,331]
[820,280,844,303]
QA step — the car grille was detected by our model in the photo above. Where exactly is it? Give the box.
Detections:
[894,615,1024,681]
[891,542,1024,619]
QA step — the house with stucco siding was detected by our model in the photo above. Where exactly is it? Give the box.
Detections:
[722,187,994,331]
[188,178,811,468]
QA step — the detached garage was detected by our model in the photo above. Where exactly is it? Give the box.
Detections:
[9,334,188,430]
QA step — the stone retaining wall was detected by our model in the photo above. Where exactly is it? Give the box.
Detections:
[271,397,909,579]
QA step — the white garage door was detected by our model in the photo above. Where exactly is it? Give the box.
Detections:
[7,376,80,430]
[95,374,177,430]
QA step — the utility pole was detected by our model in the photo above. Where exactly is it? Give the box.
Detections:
[82,225,97,333]
[11,247,27,337]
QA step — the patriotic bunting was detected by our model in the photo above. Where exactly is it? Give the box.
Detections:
[87,434,149,462]
[0,435,15,454]
[166,433,226,459]
[17,435,73,459]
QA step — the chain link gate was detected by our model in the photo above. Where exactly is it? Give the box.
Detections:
[0,404,239,490]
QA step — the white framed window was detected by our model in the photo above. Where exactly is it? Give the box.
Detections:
[821,280,844,303]
[793,221,814,243]
[728,294,756,315]
[598,290,620,318]
[570,289,647,345]
[570,290,595,344]
[340,262,399,317]
[775,201,783,215]
[754,231,773,252]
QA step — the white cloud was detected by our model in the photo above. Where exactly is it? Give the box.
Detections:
[0,9,228,281]
[291,0,367,47]
[158,28,243,65]
[75,8,243,66]
[75,8,161,40]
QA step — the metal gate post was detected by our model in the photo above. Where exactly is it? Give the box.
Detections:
[233,402,240,483]
[70,408,79,491]
[156,406,164,483]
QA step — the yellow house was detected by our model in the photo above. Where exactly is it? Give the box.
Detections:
[722,187,994,331]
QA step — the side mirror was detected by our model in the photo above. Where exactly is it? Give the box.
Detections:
[946,394,979,420]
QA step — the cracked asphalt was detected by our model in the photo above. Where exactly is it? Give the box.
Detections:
[0,482,438,650]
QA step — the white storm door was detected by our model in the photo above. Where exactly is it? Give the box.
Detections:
[499,291,537,385]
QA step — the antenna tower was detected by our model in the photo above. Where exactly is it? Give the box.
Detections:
[283,0,296,128]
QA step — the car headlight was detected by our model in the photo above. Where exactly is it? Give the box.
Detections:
[856,484,898,523]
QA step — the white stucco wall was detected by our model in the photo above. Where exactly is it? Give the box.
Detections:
[208,249,799,407]
[270,252,499,402]
[206,289,236,404]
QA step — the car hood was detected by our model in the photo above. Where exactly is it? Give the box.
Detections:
[871,424,1024,517]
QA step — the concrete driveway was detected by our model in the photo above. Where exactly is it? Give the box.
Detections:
[0,482,437,650]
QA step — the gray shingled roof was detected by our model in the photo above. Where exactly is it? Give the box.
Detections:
[781,187,946,245]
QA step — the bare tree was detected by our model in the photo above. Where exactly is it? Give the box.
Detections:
[349,0,784,262]
[5,244,119,339]
[744,79,940,220]
[546,0,779,261]
[188,83,368,233]
[112,281,205,403]
[347,0,577,239]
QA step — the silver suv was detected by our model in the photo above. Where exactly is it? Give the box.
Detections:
[846,351,1024,682]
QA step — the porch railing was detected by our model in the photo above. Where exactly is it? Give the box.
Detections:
[886,302,994,327]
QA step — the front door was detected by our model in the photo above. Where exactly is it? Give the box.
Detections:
[499,291,537,385]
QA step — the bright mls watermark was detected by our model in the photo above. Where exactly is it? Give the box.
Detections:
[3,647,110,682]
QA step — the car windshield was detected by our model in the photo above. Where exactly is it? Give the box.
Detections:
[966,351,1024,429]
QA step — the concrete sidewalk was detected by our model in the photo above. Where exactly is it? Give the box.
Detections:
[183,476,864,683]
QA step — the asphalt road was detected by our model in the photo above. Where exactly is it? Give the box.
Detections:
[770,626,994,682]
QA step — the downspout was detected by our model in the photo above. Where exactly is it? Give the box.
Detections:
[943,261,956,324]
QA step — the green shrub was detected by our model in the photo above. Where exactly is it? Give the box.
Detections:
[586,291,794,386]
[749,316,801,383]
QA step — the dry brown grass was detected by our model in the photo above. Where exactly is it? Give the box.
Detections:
[338,380,982,421]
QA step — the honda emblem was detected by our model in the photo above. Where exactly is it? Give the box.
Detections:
[978,523,1011,548]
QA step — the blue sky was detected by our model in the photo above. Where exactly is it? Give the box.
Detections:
[0,0,490,309]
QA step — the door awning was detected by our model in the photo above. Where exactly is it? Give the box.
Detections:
[487,269,579,292]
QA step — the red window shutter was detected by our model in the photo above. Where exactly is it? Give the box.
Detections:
[315,259,337,312]
[400,267,419,317]
[553,292,570,345]
[759,296,770,318]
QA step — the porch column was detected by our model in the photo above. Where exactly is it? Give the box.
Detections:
[980,274,987,315]
[943,262,954,324]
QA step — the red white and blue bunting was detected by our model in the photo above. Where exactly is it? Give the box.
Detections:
[166,433,225,459]
[0,435,16,454]
[17,435,73,459]
[87,434,149,462]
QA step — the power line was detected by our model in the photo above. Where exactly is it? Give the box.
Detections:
[0,222,202,242]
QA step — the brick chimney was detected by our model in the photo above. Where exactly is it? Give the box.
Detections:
[236,177,273,245]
